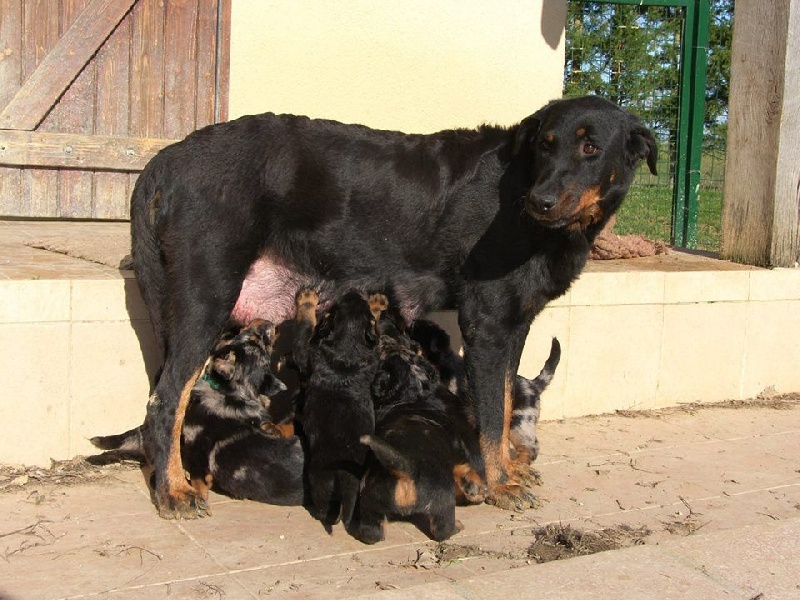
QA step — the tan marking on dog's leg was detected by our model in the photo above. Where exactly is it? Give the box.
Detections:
[166,366,203,504]
[392,472,417,509]
[453,462,486,504]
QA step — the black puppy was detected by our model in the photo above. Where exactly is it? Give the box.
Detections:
[352,334,463,544]
[91,320,304,508]
[293,289,380,530]
[131,95,656,516]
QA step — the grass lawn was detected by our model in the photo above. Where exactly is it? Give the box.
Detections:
[615,183,723,252]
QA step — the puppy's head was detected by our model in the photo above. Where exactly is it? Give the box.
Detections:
[312,290,378,361]
[514,95,657,232]
[207,319,287,407]
[371,346,439,411]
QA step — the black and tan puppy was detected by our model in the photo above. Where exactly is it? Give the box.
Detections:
[352,333,463,544]
[90,320,304,508]
[410,320,559,480]
[293,289,380,530]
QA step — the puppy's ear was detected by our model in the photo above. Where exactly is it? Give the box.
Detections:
[211,349,236,381]
[262,375,287,397]
[371,370,391,398]
[626,123,658,175]
[513,113,542,156]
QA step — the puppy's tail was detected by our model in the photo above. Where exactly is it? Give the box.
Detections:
[360,435,412,474]
[88,426,147,464]
[514,337,561,410]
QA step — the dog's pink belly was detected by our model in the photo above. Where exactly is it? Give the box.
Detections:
[230,255,438,326]
[230,256,313,325]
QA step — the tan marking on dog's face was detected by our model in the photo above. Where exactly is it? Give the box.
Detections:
[566,187,604,232]
[609,171,617,183]
[576,127,586,138]
[393,472,418,508]
[545,131,555,143]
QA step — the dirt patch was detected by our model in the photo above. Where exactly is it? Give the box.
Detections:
[0,456,139,493]
[615,392,800,419]
[526,523,651,563]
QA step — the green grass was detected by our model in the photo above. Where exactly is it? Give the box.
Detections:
[615,183,723,252]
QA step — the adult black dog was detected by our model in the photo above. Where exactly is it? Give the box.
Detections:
[132,95,656,517]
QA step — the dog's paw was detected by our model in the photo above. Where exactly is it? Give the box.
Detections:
[155,484,209,520]
[454,463,487,504]
[484,482,541,512]
[368,293,389,318]
[295,289,319,324]
[509,461,543,487]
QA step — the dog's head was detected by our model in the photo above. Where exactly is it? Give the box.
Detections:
[312,290,379,364]
[371,340,440,412]
[207,319,287,407]
[513,95,657,232]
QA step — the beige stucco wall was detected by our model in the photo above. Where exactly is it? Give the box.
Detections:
[229,0,566,133]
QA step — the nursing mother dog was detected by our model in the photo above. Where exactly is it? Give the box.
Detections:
[130,95,657,518]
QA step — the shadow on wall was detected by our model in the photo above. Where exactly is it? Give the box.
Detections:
[541,0,567,51]
[124,277,163,392]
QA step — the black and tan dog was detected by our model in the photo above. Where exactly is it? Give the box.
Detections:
[293,289,381,530]
[90,320,304,509]
[131,95,656,516]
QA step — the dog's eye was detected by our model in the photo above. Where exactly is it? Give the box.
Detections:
[539,140,553,152]
[582,142,600,155]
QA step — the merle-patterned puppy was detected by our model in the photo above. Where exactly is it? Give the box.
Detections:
[510,337,561,465]
[91,320,304,509]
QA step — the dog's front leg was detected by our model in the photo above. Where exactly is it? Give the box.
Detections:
[459,309,539,511]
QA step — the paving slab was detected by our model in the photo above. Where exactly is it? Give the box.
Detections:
[1,400,798,599]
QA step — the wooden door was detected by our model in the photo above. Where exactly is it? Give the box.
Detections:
[0,0,230,219]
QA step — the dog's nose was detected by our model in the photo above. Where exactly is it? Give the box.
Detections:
[531,193,558,212]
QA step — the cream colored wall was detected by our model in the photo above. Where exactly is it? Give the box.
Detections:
[229,1,566,132]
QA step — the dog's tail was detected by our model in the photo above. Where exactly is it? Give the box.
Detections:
[88,426,147,464]
[514,337,561,410]
[360,434,412,474]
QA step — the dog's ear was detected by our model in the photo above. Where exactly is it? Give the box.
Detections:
[513,113,542,155]
[211,349,236,381]
[626,123,658,176]
[262,374,287,397]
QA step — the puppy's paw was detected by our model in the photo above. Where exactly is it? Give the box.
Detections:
[295,289,319,323]
[368,293,389,319]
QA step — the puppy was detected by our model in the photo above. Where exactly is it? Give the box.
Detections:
[410,320,559,475]
[90,320,304,507]
[352,334,463,544]
[293,289,380,530]
[510,337,561,465]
